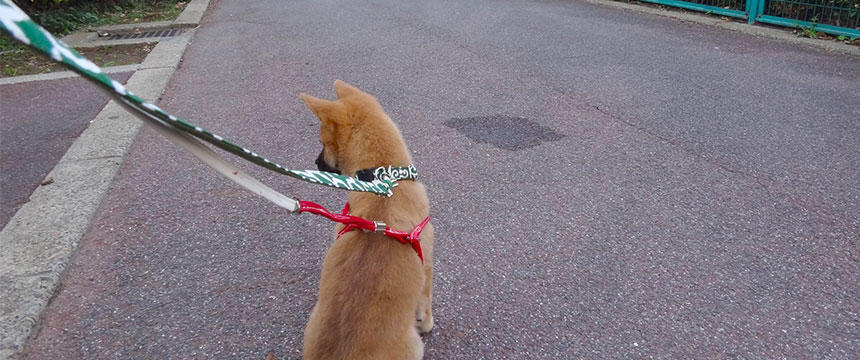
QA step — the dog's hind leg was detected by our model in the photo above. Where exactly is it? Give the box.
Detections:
[415,223,435,334]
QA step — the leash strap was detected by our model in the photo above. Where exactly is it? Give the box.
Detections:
[1,2,430,256]
[0,0,399,197]
[297,201,428,262]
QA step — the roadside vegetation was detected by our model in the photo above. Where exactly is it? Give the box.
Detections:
[2,0,185,77]
[615,0,859,45]
[16,0,185,35]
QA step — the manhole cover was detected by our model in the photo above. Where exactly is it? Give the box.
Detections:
[106,28,182,40]
[444,115,564,150]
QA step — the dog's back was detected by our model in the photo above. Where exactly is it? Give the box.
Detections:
[300,81,434,360]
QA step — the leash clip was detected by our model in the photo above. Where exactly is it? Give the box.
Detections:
[373,221,387,232]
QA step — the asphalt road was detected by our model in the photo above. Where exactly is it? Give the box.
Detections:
[25,0,859,358]
[0,72,133,229]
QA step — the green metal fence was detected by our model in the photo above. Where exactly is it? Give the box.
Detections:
[637,0,860,37]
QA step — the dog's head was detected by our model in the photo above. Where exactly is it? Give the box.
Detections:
[301,80,411,177]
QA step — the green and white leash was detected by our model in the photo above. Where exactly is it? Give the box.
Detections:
[0,0,409,213]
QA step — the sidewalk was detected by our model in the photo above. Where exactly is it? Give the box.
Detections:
[0,72,132,228]
[0,1,210,358]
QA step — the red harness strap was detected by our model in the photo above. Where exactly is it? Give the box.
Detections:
[297,200,429,263]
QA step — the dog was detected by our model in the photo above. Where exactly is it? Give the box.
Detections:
[300,80,435,359]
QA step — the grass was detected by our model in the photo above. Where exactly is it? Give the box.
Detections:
[796,16,820,38]
[797,24,819,38]
[0,36,32,75]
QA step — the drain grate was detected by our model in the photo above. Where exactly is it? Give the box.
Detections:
[106,28,182,40]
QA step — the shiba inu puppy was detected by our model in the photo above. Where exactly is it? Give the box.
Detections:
[300,80,434,360]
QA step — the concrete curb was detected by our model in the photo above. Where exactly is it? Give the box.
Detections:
[173,0,211,28]
[0,1,209,358]
[0,64,140,85]
[582,0,860,57]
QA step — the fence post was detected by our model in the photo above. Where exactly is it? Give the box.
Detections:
[745,0,764,24]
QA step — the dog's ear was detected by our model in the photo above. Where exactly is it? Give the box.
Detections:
[301,93,341,123]
[333,80,362,99]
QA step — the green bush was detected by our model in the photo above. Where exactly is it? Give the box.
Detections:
[766,0,860,28]
[16,0,81,12]
[12,1,180,35]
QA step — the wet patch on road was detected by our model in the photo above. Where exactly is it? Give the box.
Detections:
[444,115,564,150]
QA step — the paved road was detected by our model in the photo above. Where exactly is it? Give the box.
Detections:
[25,0,859,358]
[0,72,133,228]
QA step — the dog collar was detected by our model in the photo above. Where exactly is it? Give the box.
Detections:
[355,164,418,183]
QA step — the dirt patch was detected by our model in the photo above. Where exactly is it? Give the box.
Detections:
[1,42,154,78]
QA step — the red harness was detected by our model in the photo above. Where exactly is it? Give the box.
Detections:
[297,200,429,262]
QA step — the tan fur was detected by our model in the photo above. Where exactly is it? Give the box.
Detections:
[300,81,435,360]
